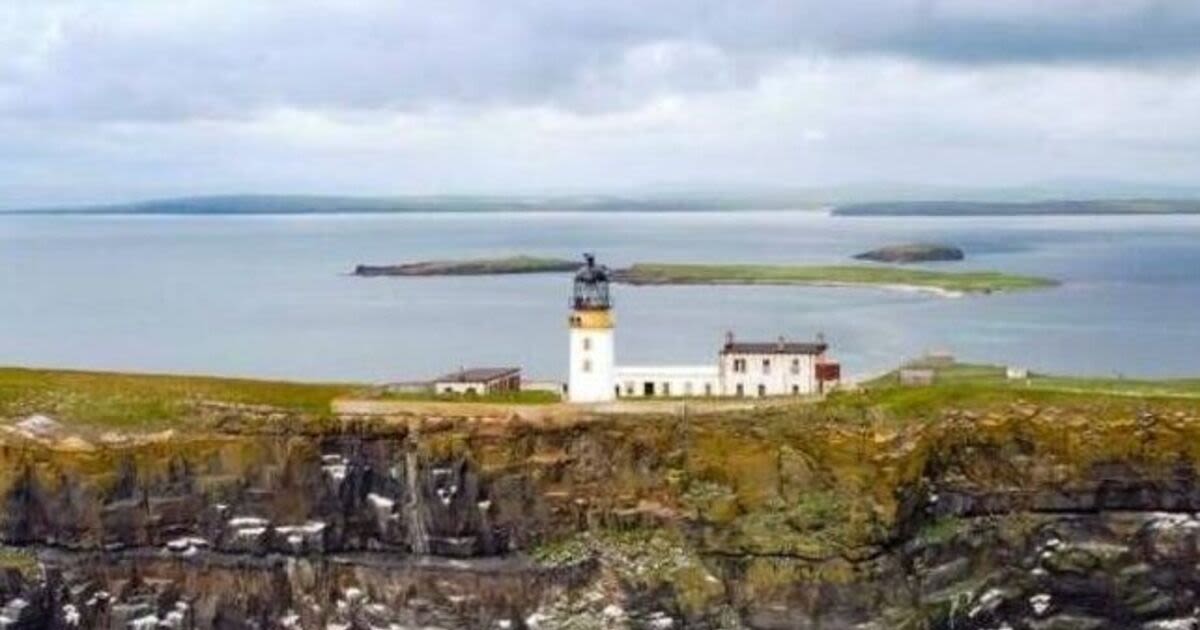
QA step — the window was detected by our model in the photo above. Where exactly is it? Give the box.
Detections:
[662,382,671,397]
[792,385,800,395]
[735,384,744,397]
[625,382,635,396]
[791,359,800,375]
[704,383,713,396]
[762,359,771,374]
[582,359,592,373]
[757,384,767,397]
[732,358,747,373]
[614,385,621,398]
[582,337,591,351]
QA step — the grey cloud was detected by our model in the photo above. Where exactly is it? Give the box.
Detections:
[862,1,1200,64]
[3,1,1200,122]
[5,1,1200,207]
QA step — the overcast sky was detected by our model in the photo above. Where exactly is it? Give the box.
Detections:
[3,0,1200,207]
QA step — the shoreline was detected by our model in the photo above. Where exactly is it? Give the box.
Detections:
[809,280,966,298]
[620,278,968,297]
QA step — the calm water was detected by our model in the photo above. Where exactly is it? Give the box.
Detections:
[1,211,1199,382]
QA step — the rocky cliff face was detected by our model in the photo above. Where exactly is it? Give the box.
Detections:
[0,395,1198,629]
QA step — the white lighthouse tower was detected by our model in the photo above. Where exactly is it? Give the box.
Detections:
[568,254,616,403]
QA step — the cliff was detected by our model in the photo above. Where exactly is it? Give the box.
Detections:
[0,375,1199,628]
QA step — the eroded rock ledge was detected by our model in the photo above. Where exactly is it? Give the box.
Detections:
[0,397,1198,628]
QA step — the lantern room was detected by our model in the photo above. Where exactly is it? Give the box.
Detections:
[571,253,611,311]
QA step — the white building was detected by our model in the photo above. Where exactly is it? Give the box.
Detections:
[568,255,617,403]
[614,365,720,398]
[719,336,836,398]
[566,255,840,403]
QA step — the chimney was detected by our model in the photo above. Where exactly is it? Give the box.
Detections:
[724,330,734,348]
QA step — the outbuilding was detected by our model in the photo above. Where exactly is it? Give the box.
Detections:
[433,367,521,396]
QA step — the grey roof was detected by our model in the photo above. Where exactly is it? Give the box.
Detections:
[721,341,827,355]
[434,367,521,383]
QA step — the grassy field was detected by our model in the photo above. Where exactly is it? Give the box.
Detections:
[2,361,1193,432]
[0,367,359,429]
[615,263,1056,294]
[354,255,578,277]
[856,361,1200,416]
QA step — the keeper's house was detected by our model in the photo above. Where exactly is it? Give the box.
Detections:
[718,334,839,398]
[567,254,840,403]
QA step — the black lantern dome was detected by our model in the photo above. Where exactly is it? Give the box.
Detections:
[571,253,611,310]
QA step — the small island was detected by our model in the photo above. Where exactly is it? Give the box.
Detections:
[353,255,579,277]
[853,243,965,264]
[352,256,1056,295]
[613,263,1055,295]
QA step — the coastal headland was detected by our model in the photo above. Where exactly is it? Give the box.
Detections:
[0,364,1198,627]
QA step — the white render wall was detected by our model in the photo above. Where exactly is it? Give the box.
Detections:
[435,381,488,395]
[569,327,616,402]
[718,352,821,397]
[614,365,720,398]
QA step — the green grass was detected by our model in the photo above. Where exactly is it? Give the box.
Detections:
[0,546,38,577]
[866,361,1200,397]
[617,263,1056,294]
[1026,375,1200,398]
[374,389,561,404]
[0,367,359,430]
[355,255,578,276]
[466,255,578,272]
[855,361,1200,417]
[914,516,969,546]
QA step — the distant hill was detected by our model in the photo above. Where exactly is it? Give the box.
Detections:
[12,193,1200,217]
[6,194,823,215]
[833,199,1200,216]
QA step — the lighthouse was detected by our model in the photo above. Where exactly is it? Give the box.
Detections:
[568,254,616,403]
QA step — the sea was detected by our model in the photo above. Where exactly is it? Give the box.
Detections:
[2,210,1199,383]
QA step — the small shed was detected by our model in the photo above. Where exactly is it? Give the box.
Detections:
[433,367,521,396]
[899,368,936,387]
